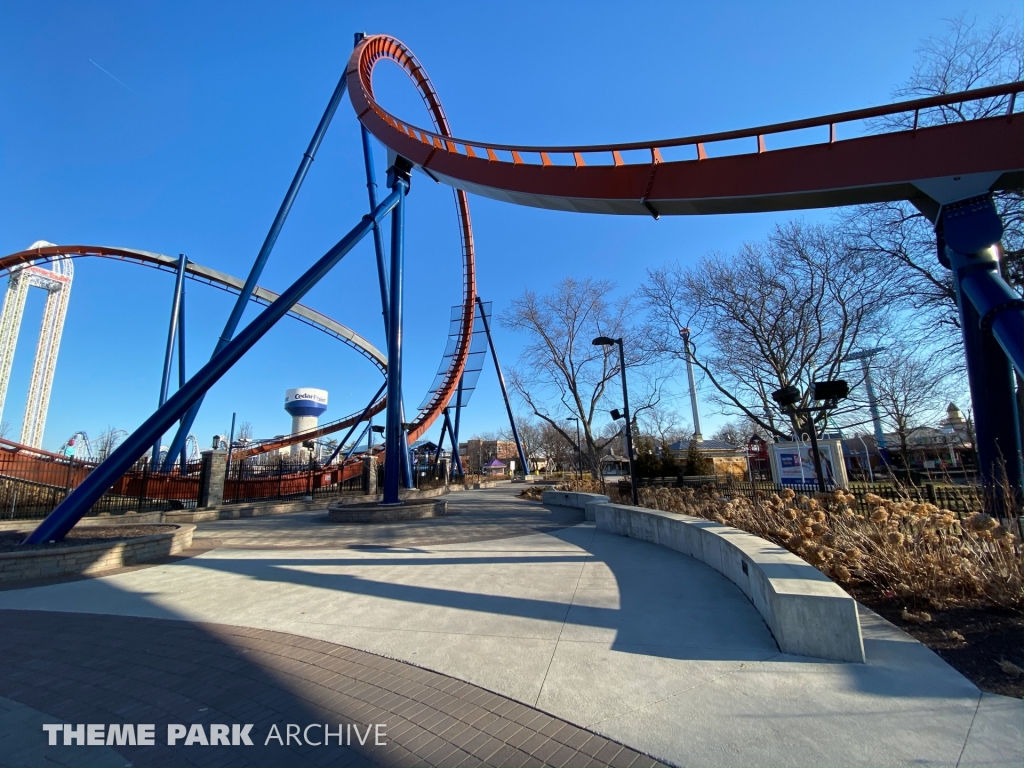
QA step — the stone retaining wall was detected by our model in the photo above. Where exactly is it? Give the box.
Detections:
[328,499,448,523]
[1,480,514,533]
[0,524,195,583]
[542,491,865,663]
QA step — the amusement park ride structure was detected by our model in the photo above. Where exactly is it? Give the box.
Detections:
[0,241,73,449]
[9,33,1023,544]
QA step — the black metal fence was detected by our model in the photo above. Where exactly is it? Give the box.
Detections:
[654,475,987,518]
[0,447,203,521]
[222,459,364,505]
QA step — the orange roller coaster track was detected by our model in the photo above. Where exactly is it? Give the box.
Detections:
[350,36,1022,218]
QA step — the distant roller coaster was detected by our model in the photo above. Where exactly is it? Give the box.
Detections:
[0,240,73,448]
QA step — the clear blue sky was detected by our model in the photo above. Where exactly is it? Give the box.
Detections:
[0,0,1018,453]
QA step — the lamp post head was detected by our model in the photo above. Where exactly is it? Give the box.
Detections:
[679,327,691,341]
[592,336,617,347]
[771,386,801,409]
[610,408,624,421]
[811,380,849,402]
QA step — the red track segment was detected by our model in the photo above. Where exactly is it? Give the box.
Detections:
[349,35,477,445]
[349,37,1022,215]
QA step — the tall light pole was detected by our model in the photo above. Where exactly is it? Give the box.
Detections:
[593,336,639,506]
[567,416,581,487]
[679,327,703,440]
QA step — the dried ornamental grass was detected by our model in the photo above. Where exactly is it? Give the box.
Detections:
[636,485,1023,611]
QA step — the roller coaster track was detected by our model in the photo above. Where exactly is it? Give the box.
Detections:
[0,244,388,457]
[350,36,1023,218]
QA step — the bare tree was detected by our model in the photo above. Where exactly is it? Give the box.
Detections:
[870,345,959,465]
[712,417,770,447]
[636,402,690,446]
[842,12,1024,439]
[640,222,894,440]
[94,426,127,462]
[501,277,651,476]
[236,421,254,442]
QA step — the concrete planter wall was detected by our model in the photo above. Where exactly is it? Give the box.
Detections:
[542,491,865,663]
[0,524,195,583]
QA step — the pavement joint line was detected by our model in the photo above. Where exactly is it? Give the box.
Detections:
[954,692,983,768]
[533,524,598,709]
[288,617,568,642]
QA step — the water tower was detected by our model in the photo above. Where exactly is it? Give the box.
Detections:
[284,388,327,459]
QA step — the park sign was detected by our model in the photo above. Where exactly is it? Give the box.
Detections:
[768,438,848,488]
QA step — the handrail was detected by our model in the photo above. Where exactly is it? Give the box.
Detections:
[359,71,1023,159]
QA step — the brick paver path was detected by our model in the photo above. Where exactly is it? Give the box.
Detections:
[0,610,667,768]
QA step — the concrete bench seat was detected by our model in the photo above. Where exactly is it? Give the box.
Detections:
[542,491,864,663]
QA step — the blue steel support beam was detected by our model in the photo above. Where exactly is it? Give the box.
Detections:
[177,275,188,473]
[382,161,411,504]
[361,125,391,336]
[152,253,187,466]
[453,378,464,476]
[24,190,401,545]
[324,380,388,465]
[940,194,1024,500]
[345,423,372,461]
[400,402,413,489]
[162,72,350,471]
[444,408,464,478]
[476,296,530,475]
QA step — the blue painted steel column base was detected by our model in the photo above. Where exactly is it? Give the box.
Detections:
[381,158,413,505]
[939,194,1023,505]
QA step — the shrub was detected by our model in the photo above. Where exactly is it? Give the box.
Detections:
[636,485,1023,611]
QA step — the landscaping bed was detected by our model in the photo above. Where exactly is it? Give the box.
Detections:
[851,586,1024,698]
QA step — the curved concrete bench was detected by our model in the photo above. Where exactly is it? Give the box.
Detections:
[521,490,864,662]
[589,502,864,662]
[541,491,610,520]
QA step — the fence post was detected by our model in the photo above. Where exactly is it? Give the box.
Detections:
[137,463,149,513]
[362,454,378,495]
[277,461,284,499]
[925,483,937,506]
[198,449,227,508]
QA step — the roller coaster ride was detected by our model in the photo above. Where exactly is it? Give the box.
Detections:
[18,33,1024,543]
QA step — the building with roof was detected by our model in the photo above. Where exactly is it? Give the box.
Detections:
[667,438,748,478]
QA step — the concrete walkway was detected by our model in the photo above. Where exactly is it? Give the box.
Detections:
[0,485,1020,767]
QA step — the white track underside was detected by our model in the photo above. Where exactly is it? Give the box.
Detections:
[0,242,73,448]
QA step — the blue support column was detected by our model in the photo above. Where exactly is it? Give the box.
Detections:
[476,297,530,475]
[400,402,413,489]
[939,194,1024,503]
[24,190,400,545]
[163,71,350,470]
[177,277,188,473]
[152,253,187,466]
[444,408,464,478]
[323,380,387,465]
[345,424,372,461]
[361,125,391,336]
[453,379,464,477]
[382,159,412,504]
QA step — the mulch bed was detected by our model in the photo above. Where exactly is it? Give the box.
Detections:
[0,525,177,553]
[850,585,1024,698]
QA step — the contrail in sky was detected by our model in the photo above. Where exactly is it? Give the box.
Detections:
[88,59,142,98]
